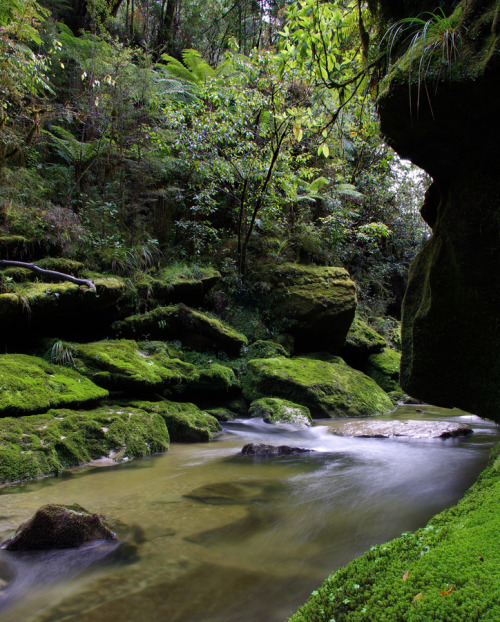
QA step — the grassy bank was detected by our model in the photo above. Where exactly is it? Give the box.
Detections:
[290,443,500,621]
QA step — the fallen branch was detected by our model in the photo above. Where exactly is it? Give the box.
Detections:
[0,260,96,291]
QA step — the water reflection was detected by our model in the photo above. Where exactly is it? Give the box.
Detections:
[0,406,497,622]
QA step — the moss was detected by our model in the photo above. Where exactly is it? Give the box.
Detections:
[112,304,248,355]
[366,348,402,393]
[130,400,221,442]
[344,317,386,356]
[205,407,237,422]
[261,263,357,352]
[0,267,34,282]
[249,397,312,425]
[187,363,239,394]
[71,339,197,393]
[0,354,108,416]
[138,340,184,359]
[0,406,169,485]
[242,356,394,418]
[244,340,289,360]
[36,258,85,276]
[290,442,500,622]
[0,235,29,259]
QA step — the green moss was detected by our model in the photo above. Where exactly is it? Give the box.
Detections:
[130,400,221,442]
[344,317,386,356]
[36,258,85,276]
[112,304,248,355]
[243,356,394,418]
[366,348,402,393]
[244,340,289,359]
[205,407,237,422]
[188,363,239,394]
[249,397,312,425]
[0,354,108,416]
[71,339,197,392]
[0,406,169,484]
[290,442,500,622]
[260,263,357,351]
[0,267,33,282]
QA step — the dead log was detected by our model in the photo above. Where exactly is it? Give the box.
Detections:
[0,260,96,291]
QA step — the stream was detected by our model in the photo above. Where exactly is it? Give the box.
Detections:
[0,405,498,622]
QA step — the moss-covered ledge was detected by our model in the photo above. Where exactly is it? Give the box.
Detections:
[289,443,500,621]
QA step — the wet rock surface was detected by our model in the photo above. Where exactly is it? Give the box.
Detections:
[329,420,473,439]
[2,504,115,551]
[241,443,314,456]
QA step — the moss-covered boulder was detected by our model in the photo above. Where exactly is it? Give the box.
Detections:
[343,317,386,361]
[243,356,393,418]
[183,363,239,395]
[244,340,289,360]
[366,348,402,393]
[3,504,115,551]
[261,263,357,352]
[130,400,221,442]
[112,304,248,356]
[71,339,197,393]
[249,397,312,426]
[376,1,500,420]
[0,354,108,416]
[205,407,238,422]
[0,406,169,484]
[0,276,126,345]
[143,264,220,306]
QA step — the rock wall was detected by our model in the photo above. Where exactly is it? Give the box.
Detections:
[377,0,500,420]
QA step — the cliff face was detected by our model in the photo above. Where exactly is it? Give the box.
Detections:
[377,0,500,419]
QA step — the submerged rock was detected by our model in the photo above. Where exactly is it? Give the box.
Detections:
[241,443,313,456]
[248,397,312,426]
[2,504,115,551]
[243,356,394,418]
[329,420,473,439]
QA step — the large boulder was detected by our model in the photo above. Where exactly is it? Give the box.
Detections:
[2,504,115,551]
[365,348,401,393]
[112,304,248,356]
[0,406,169,485]
[342,317,386,362]
[130,400,221,442]
[0,354,108,416]
[261,264,357,352]
[329,419,472,439]
[242,356,393,418]
[377,1,500,420]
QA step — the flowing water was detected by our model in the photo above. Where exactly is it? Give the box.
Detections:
[0,406,498,622]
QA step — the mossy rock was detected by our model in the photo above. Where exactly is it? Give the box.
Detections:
[0,235,30,260]
[261,263,357,352]
[244,340,289,360]
[36,258,85,276]
[147,264,220,306]
[0,406,169,484]
[130,400,221,442]
[112,304,248,355]
[71,339,197,393]
[242,356,393,418]
[0,354,108,416]
[0,276,126,343]
[249,397,312,426]
[366,348,402,393]
[205,407,237,422]
[290,442,500,621]
[184,363,240,395]
[0,267,34,282]
[343,317,386,360]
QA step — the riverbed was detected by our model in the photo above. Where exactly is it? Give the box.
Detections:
[0,405,498,622]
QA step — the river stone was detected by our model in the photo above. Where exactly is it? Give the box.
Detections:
[242,356,394,418]
[249,397,312,426]
[260,263,357,352]
[185,480,281,505]
[2,504,115,551]
[241,443,313,456]
[329,420,473,439]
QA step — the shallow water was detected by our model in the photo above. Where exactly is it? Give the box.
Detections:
[0,406,498,622]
